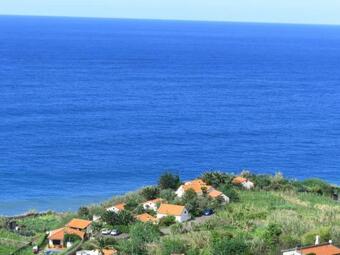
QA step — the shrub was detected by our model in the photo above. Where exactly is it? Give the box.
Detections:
[302,227,331,245]
[159,172,181,190]
[64,233,81,243]
[201,171,233,187]
[219,185,240,202]
[159,216,176,227]
[160,236,188,255]
[102,210,135,226]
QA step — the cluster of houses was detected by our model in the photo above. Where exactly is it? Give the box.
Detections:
[44,176,340,254]
[47,218,117,255]
[107,178,237,224]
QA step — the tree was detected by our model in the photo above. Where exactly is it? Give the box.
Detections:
[78,206,90,219]
[159,189,176,202]
[219,185,240,202]
[182,189,200,216]
[201,171,233,187]
[159,172,181,190]
[102,210,135,226]
[140,186,160,200]
[118,222,160,255]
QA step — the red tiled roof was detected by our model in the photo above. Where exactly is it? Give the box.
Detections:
[66,218,92,229]
[300,243,340,255]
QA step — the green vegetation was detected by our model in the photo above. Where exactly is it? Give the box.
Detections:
[1,171,339,255]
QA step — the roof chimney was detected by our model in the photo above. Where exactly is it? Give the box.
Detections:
[315,235,320,245]
[329,240,333,244]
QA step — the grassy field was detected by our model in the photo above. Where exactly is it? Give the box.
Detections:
[148,189,340,254]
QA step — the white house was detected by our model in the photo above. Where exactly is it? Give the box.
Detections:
[142,198,162,211]
[175,179,213,198]
[106,203,125,213]
[232,177,254,190]
[157,203,190,223]
[208,189,230,203]
[175,179,229,203]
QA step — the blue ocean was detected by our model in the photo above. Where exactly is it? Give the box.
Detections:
[0,16,340,215]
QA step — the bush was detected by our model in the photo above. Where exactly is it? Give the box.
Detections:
[201,171,233,187]
[219,185,240,202]
[159,172,181,190]
[102,210,135,226]
[302,227,331,245]
[159,216,176,227]
[64,233,81,243]
[160,237,188,255]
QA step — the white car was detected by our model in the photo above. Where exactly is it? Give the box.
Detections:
[110,229,120,236]
[101,229,111,235]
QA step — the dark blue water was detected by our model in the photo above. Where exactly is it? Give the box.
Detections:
[0,16,340,215]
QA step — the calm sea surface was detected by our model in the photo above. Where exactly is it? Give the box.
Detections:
[0,16,340,215]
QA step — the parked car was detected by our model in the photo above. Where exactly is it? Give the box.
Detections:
[203,209,214,216]
[110,229,120,236]
[101,229,111,235]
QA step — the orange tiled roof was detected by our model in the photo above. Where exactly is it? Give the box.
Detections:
[208,189,223,198]
[48,227,85,241]
[48,228,65,240]
[64,227,85,239]
[232,177,248,185]
[299,243,340,255]
[158,203,185,216]
[103,248,118,255]
[66,218,92,230]
[136,213,158,223]
[182,179,209,193]
[114,203,125,211]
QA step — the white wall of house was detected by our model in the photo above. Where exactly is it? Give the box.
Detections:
[143,202,158,211]
[76,250,101,255]
[282,250,300,255]
[157,209,190,223]
[221,194,230,203]
[106,206,120,213]
[49,239,63,248]
[175,186,185,197]
[242,181,254,190]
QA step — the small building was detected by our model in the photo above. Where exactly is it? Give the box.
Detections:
[208,189,230,203]
[136,213,158,224]
[175,179,213,198]
[157,203,190,223]
[47,218,92,249]
[142,198,162,211]
[66,218,92,234]
[282,243,340,255]
[107,203,125,213]
[232,177,254,190]
[175,179,229,202]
